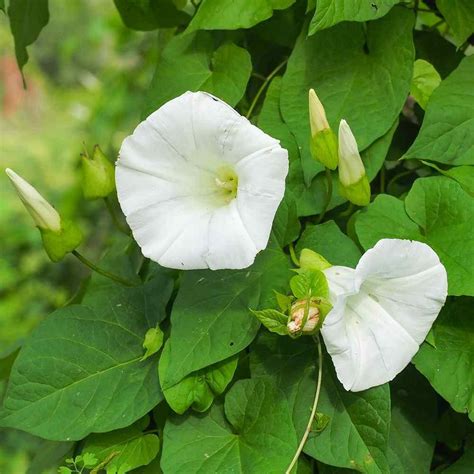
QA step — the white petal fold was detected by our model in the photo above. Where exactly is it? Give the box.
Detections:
[321,239,447,392]
[116,91,288,270]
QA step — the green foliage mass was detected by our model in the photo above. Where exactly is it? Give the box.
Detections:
[1,0,473,472]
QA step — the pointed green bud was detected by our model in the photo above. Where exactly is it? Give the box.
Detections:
[309,89,338,170]
[337,120,370,206]
[81,145,115,200]
[299,248,332,271]
[6,168,83,262]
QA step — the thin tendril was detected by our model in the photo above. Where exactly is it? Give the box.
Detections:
[246,59,288,119]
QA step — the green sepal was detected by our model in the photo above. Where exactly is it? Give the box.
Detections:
[251,309,289,336]
[81,145,116,200]
[141,326,164,361]
[40,219,83,262]
[311,412,330,434]
[299,248,332,271]
[310,128,338,170]
[339,174,371,206]
[274,290,293,313]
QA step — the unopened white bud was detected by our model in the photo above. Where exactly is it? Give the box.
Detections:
[6,168,61,232]
[337,120,370,206]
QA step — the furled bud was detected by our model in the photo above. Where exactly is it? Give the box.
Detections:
[288,298,320,335]
[5,168,82,262]
[337,119,370,206]
[6,168,61,232]
[81,145,115,200]
[308,89,338,170]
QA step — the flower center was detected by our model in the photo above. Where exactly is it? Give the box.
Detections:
[214,165,238,203]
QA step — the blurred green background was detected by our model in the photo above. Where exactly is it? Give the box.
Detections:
[0,1,157,470]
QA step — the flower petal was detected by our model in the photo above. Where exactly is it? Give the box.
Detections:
[235,147,288,249]
[322,239,447,391]
[116,91,288,270]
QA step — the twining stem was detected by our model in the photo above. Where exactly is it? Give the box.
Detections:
[316,168,333,224]
[72,250,136,287]
[246,59,288,119]
[285,334,323,474]
[289,242,300,267]
[104,196,129,235]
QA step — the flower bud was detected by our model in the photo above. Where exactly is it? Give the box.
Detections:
[337,119,370,206]
[6,168,61,232]
[6,168,82,262]
[81,145,115,200]
[309,89,338,170]
[288,298,320,335]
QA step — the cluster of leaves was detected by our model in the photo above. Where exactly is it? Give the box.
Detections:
[1,0,474,473]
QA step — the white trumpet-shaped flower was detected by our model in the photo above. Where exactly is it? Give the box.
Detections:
[116,91,288,270]
[321,239,447,392]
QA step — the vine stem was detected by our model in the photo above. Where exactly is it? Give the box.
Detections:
[285,334,323,474]
[72,250,136,287]
[104,196,129,235]
[246,58,288,119]
[316,168,333,224]
[289,242,300,267]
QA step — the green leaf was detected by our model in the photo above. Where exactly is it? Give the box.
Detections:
[290,269,329,299]
[258,77,300,162]
[309,0,401,34]
[414,298,474,421]
[251,309,288,336]
[7,0,49,74]
[0,277,173,440]
[161,378,298,472]
[422,162,474,197]
[81,453,98,469]
[404,56,474,166]
[160,349,238,414]
[436,0,474,47]
[411,59,441,110]
[158,242,290,389]
[387,365,437,473]
[0,342,20,380]
[113,0,189,30]
[404,177,474,296]
[272,189,301,247]
[297,220,362,268]
[304,360,391,473]
[83,418,160,473]
[281,8,414,183]
[250,332,319,438]
[144,33,252,117]
[355,177,474,296]
[187,0,295,32]
[141,327,164,361]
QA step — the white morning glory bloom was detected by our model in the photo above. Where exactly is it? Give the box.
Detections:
[116,91,288,270]
[321,239,448,392]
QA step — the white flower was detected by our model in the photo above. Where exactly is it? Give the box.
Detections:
[5,168,61,232]
[321,239,447,392]
[116,91,288,270]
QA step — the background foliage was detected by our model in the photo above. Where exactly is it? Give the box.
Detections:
[0,0,473,473]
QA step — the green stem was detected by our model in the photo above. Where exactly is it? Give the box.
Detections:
[104,196,129,235]
[289,242,300,267]
[285,334,323,474]
[72,250,136,287]
[387,167,420,191]
[337,202,354,219]
[246,58,288,119]
[316,168,333,224]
